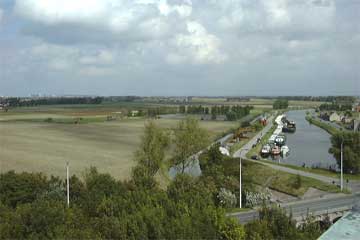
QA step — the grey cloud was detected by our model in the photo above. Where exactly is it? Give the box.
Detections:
[0,0,359,96]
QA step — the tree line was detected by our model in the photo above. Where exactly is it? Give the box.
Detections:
[2,97,103,107]
[263,96,355,103]
[273,99,289,109]
[179,105,253,121]
[319,103,352,111]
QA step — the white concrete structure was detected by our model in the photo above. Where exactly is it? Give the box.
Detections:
[219,147,230,156]
[329,112,341,122]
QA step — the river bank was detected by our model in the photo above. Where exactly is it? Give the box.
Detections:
[305,115,339,136]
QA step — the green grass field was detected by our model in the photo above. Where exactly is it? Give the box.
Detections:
[262,160,360,181]
[238,160,341,196]
[0,108,238,180]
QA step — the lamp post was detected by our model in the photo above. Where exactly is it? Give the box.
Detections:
[340,140,343,191]
[239,148,249,208]
[66,162,70,207]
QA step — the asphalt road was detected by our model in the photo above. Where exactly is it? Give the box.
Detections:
[229,193,360,224]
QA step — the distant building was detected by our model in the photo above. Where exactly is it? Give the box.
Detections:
[329,112,341,122]
[351,102,360,112]
[341,116,353,124]
[130,110,139,117]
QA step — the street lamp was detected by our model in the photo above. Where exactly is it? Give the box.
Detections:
[239,148,249,208]
[340,140,344,191]
[66,162,70,207]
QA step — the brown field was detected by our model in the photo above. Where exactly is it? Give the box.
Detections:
[0,115,238,180]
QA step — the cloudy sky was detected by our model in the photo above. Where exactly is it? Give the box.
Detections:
[0,0,359,96]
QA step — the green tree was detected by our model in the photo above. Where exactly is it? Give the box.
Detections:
[211,111,217,120]
[135,121,169,177]
[273,99,289,109]
[0,171,48,207]
[172,118,209,173]
[329,132,360,174]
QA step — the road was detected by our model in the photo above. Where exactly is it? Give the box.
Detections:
[217,133,234,145]
[229,193,360,224]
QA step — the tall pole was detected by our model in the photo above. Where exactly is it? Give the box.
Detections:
[240,156,242,208]
[341,141,343,191]
[239,148,249,209]
[66,162,70,207]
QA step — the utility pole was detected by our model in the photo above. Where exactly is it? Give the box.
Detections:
[341,141,343,191]
[239,148,249,208]
[66,162,70,207]
[240,156,242,208]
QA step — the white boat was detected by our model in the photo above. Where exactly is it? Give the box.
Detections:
[281,145,290,156]
[261,144,271,157]
[268,134,277,144]
[274,136,285,146]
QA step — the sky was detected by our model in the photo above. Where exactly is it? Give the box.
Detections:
[0,0,359,97]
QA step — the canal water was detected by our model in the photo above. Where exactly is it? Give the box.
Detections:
[270,110,338,170]
[168,158,201,179]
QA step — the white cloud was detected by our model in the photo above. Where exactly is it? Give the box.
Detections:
[264,0,290,28]
[27,43,118,74]
[168,21,227,64]
[14,0,191,41]
[214,0,334,33]
[79,50,114,65]
[158,0,192,18]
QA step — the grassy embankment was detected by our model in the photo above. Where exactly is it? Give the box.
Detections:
[261,160,360,181]
[305,115,339,135]
[223,158,342,197]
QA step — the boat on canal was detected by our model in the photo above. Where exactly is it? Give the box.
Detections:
[260,144,271,157]
[274,135,286,146]
[281,145,290,156]
[282,120,296,133]
[271,145,281,155]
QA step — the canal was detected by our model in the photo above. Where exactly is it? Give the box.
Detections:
[271,110,338,170]
[169,109,339,178]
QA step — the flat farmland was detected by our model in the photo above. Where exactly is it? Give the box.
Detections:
[0,116,238,180]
